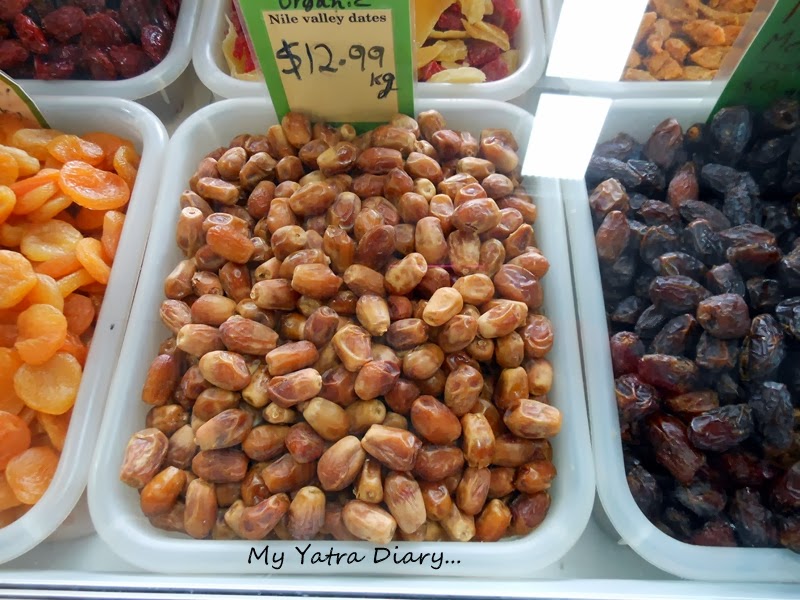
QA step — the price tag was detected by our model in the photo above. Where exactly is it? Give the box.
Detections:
[713,0,800,114]
[236,0,415,128]
[0,70,48,128]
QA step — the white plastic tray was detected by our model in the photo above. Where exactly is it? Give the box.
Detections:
[192,0,545,102]
[88,96,594,577]
[19,0,200,116]
[563,97,800,582]
[0,96,169,566]
[542,0,562,54]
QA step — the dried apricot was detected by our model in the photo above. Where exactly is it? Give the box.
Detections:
[0,250,36,309]
[62,293,94,335]
[19,219,83,262]
[75,237,111,284]
[0,185,14,225]
[47,135,104,167]
[10,169,60,198]
[10,129,64,161]
[0,473,22,511]
[0,350,23,412]
[0,411,31,469]
[15,304,68,365]
[0,323,15,346]
[75,207,107,231]
[0,151,19,186]
[0,221,26,246]
[101,210,125,260]
[22,274,64,312]
[13,352,82,415]
[112,145,140,189]
[58,161,130,210]
[0,505,29,526]
[37,409,71,452]
[0,114,39,145]
[34,253,80,279]
[26,193,72,224]
[82,132,135,171]
[56,268,94,297]
[0,145,41,178]
[12,181,58,215]
[5,446,59,504]
[59,331,88,366]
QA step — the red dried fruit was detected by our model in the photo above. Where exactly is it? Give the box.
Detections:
[141,24,169,63]
[83,46,116,80]
[0,0,31,22]
[481,57,510,82]
[467,39,501,68]
[646,413,705,485]
[0,40,29,70]
[82,12,129,48]
[14,14,49,55]
[108,43,152,78]
[120,0,150,38]
[71,0,105,13]
[33,53,75,79]
[42,6,86,43]
[489,0,522,36]
[419,60,444,83]
[435,4,464,31]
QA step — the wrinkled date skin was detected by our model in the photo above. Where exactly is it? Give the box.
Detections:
[122,108,561,545]
[590,98,800,552]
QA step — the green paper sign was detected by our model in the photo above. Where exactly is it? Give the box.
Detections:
[236,0,415,129]
[714,0,800,114]
[0,70,48,129]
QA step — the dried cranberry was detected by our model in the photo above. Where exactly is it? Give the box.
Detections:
[141,24,170,63]
[70,0,105,13]
[466,39,501,68]
[152,3,176,34]
[29,0,55,18]
[108,43,151,78]
[165,0,181,19]
[0,0,31,21]
[42,6,86,43]
[82,46,116,80]
[481,57,510,82]
[435,4,464,31]
[82,12,129,48]
[33,54,75,79]
[14,13,48,55]
[418,60,444,82]
[120,0,151,38]
[0,39,29,70]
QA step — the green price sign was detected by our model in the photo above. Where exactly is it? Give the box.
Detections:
[235,0,415,128]
[0,70,49,129]
[714,0,800,114]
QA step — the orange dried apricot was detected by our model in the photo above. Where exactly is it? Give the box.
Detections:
[75,237,110,284]
[47,135,104,167]
[10,129,64,161]
[101,210,125,260]
[81,132,135,171]
[0,145,40,178]
[59,330,88,366]
[62,293,94,335]
[0,411,31,470]
[13,352,82,415]
[75,207,107,231]
[15,304,68,366]
[37,409,71,452]
[0,185,14,225]
[9,169,60,198]
[112,145,140,189]
[12,181,58,215]
[56,268,94,297]
[19,219,83,262]
[21,273,64,312]
[5,446,59,504]
[0,221,25,246]
[0,250,36,309]
[26,193,72,224]
[58,161,130,210]
[0,473,22,511]
[0,151,19,186]
[34,252,80,279]
[0,114,39,145]
[0,323,15,346]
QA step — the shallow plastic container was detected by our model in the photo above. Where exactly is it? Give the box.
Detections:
[562,97,800,582]
[19,0,200,117]
[0,96,169,566]
[88,96,595,577]
[192,0,545,102]
[542,0,562,54]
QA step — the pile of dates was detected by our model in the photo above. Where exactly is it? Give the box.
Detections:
[0,0,180,80]
[588,98,800,551]
[119,109,561,544]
